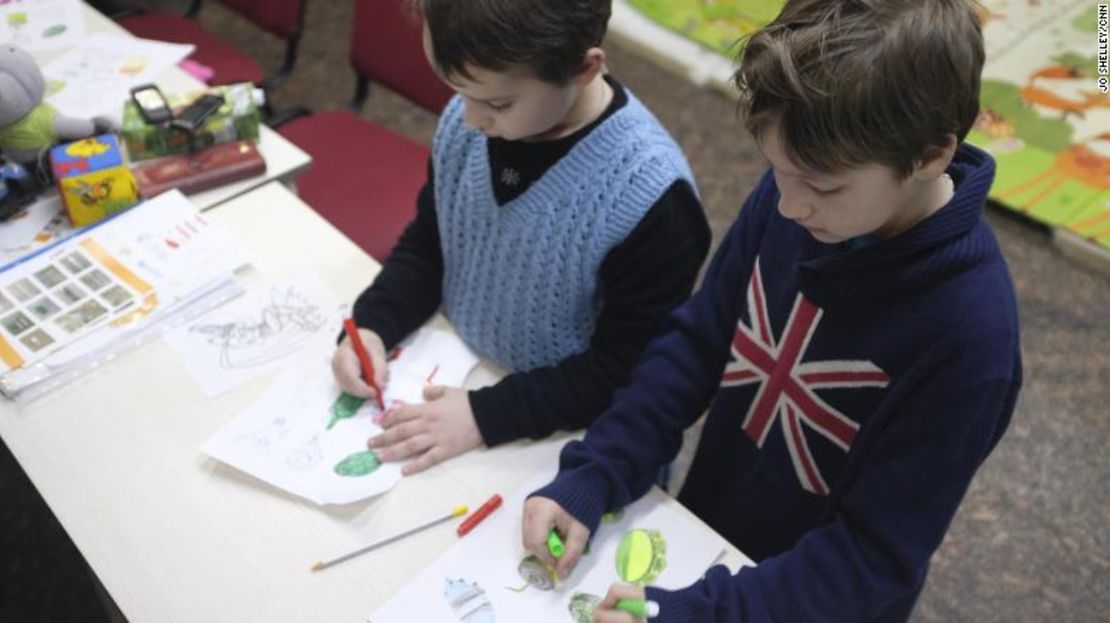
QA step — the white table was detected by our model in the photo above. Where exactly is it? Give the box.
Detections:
[28,3,312,212]
[0,182,751,622]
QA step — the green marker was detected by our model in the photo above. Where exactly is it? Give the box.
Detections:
[546,529,565,558]
[615,598,660,619]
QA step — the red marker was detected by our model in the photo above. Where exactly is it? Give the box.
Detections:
[343,318,385,410]
[456,494,503,536]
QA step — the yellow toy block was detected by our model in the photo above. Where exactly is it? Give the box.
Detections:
[50,134,139,226]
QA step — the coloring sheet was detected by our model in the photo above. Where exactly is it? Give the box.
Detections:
[0,191,248,379]
[0,0,85,51]
[43,34,194,120]
[202,327,481,505]
[372,472,729,623]
[164,272,346,398]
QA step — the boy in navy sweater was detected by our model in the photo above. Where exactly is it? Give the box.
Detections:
[333,1,709,475]
[523,1,1022,621]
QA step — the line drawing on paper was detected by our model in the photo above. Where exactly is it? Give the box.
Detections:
[444,578,496,623]
[235,416,290,449]
[507,555,558,592]
[188,286,333,369]
[285,433,323,471]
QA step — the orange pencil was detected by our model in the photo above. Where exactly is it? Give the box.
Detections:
[344,318,385,410]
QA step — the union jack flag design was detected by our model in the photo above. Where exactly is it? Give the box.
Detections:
[720,258,891,495]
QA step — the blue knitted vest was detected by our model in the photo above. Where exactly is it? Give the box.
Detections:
[432,91,696,372]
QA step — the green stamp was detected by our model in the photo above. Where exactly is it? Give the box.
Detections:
[333,450,381,477]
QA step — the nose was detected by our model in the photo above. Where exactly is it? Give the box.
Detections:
[777,194,814,222]
[462,105,491,133]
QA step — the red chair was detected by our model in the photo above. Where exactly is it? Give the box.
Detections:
[346,0,454,113]
[274,0,454,261]
[118,0,307,89]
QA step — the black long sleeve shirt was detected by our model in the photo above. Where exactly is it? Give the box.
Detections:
[352,76,710,446]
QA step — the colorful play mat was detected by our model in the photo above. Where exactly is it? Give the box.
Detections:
[624,0,1110,251]
[625,0,786,55]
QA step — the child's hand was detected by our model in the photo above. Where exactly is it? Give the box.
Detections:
[522,496,591,580]
[331,328,388,400]
[593,583,647,622]
[367,385,483,475]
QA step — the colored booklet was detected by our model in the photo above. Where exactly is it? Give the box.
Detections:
[0,190,250,401]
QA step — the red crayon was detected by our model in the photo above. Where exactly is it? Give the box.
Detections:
[343,318,385,410]
[456,494,503,536]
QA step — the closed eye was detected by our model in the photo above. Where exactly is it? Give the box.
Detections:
[487,101,512,112]
[810,185,842,196]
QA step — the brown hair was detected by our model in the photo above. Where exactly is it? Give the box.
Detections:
[734,0,985,178]
[412,0,611,85]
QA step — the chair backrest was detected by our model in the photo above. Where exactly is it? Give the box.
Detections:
[350,0,454,114]
[218,0,306,41]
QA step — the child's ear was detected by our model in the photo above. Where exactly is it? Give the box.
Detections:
[914,134,958,181]
[572,47,607,86]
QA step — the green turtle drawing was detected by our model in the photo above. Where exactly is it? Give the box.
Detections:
[616,528,667,585]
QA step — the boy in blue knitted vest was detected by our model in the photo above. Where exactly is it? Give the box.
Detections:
[332,0,710,475]
[523,1,1022,621]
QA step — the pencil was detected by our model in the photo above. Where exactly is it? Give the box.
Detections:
[310,505,468,572]
[343,318,385,410]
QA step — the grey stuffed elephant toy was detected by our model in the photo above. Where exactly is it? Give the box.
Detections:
[0,44,118,168]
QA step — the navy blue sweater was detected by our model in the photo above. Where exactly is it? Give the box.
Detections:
[534,144,1022,622]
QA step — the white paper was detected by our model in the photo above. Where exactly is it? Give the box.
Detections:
[91,191,251,302]
[43,34,194,120]
[372,472,728,623]
[0,0,85,51]
[0,195,65,268]
[202,327,481,505]
[163,272,346,397]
